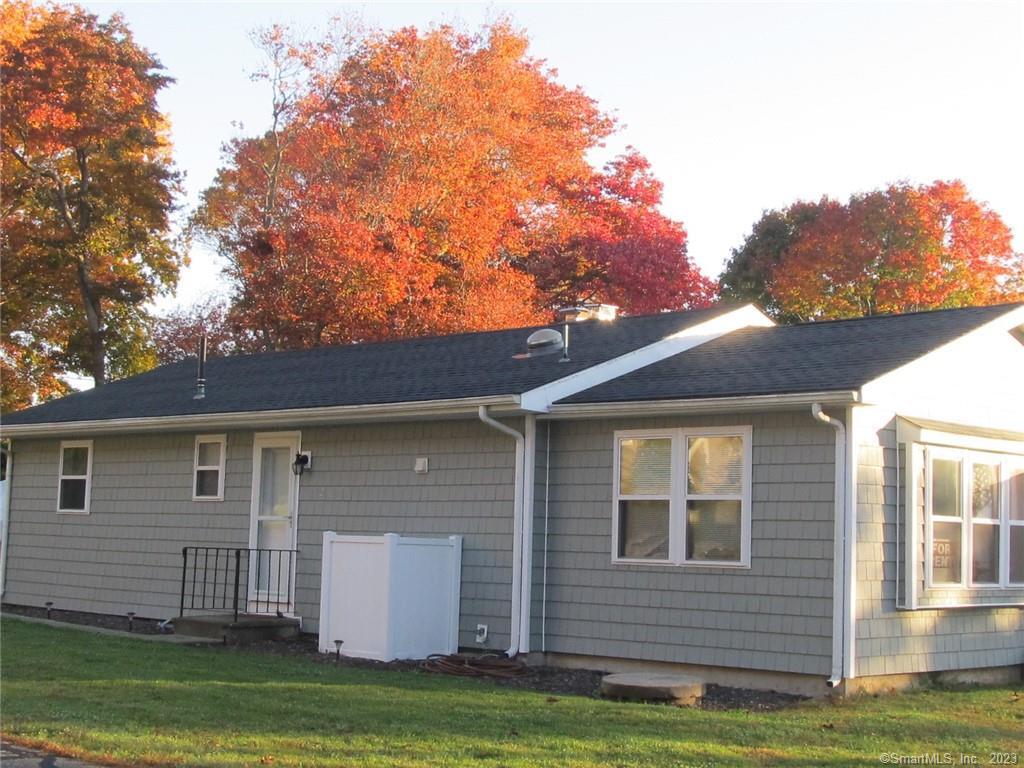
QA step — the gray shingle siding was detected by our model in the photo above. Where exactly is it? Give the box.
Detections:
[4,420,518,650]
[853,408,1024,677]
[528,412,837,676]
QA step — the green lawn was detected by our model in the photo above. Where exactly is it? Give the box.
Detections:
[1,618,1021,767]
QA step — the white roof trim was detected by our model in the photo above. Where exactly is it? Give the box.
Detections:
[519,304,774,412]
[0,394,521,438]
[544,390,858,419]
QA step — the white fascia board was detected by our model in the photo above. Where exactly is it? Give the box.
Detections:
[544,390,859,419]
[519,304,774,413]
[0,394,521,438]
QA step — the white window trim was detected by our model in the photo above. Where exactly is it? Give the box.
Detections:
[193,434,227,502]
[612,426,752,569]
[57,439,93,515]
[924,445,1022,590]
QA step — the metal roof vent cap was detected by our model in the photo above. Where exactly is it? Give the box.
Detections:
[515,328,564,359]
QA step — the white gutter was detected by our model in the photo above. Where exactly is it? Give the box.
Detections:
[811,404,847,688]
[0,444,12,600]
[477,406,526,658]
[547,391,859,419]
[0,395,521,438]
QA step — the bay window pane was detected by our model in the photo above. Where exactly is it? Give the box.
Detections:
[195,469,220,497]
[1010,469,1024,522]
[618,500,669,560]
[687,436,743,495]
[932,521,962,584]
[1010,527,1024,584]
[619,438,671,496]
[931,459,961,517]
[971,524,999,584]
[197,441,221,467]
[971,463,999,519]
[686,500,741,562]
[59,478,87,510]
[62,446,88,476]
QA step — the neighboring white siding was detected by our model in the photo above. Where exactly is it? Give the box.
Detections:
[530,412,837,676]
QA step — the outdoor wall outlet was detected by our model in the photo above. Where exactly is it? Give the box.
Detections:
[414,457,429,474]
[475,623,488,644]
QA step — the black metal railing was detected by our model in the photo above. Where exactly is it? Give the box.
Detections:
[179,547,298,622]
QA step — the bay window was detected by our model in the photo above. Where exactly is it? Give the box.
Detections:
[926,447,1024,589]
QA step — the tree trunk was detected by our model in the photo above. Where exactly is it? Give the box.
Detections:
[75,260,106,387]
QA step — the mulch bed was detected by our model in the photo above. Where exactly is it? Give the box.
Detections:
[2,603,166,635]
[232,632,807,710]
[3,604,807,710]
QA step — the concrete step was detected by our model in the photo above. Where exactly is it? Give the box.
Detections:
[172,614,300,644]
[600,672,705,705]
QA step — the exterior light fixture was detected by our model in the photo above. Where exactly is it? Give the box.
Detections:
[291,452,310,476]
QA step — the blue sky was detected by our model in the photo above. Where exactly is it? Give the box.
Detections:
[80,1,1024,312]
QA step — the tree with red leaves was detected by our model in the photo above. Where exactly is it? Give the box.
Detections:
[194,21,713,351]
[720,181,1022,321]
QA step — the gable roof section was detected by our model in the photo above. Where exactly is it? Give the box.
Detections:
[2,304,754,430]
[557,303,1024,405]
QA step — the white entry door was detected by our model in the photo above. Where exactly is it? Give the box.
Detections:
[249,432,300,613]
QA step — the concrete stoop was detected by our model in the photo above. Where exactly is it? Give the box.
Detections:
[172,614,300,644]
[600,672,706,705]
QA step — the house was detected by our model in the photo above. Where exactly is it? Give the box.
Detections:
[1,301,1022,696]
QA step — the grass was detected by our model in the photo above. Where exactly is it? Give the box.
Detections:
[1,618,1022,767]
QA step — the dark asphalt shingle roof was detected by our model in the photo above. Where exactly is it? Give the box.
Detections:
[2,305,735,426]
[559,303,1022,404]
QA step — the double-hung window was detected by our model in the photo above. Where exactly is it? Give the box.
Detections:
[613,426,752,567]
[926,447,1024,588]
[193,435,226,501]
[57,440,92,514]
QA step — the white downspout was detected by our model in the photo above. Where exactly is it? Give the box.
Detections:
[518,414,536,654]
[478,406,525,658]
[812,404,847,688]
[0,445,12,600]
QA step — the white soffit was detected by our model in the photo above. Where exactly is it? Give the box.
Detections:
[519,304,774,412]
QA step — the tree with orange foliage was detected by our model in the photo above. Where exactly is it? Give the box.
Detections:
[1,1,180,408]
[194,21,712,351]
[720,181,1022,321]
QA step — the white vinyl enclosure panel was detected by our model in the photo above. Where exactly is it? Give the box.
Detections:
[318,532,462,661]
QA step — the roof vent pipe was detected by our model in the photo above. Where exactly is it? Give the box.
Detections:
[193,335,207,400]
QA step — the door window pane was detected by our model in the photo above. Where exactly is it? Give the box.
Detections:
[971,464,999,519]
[1010,527,1024,584]
[618,500,669,560]
[971,524,999,584]
[59,478,87,511]
[931,459,961,517]
[619,439,671,495]
[62,446,88,476]
[259,447,291,517]
[686,500,741,562]
[687,436,743,495]
[932,521,962,584]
